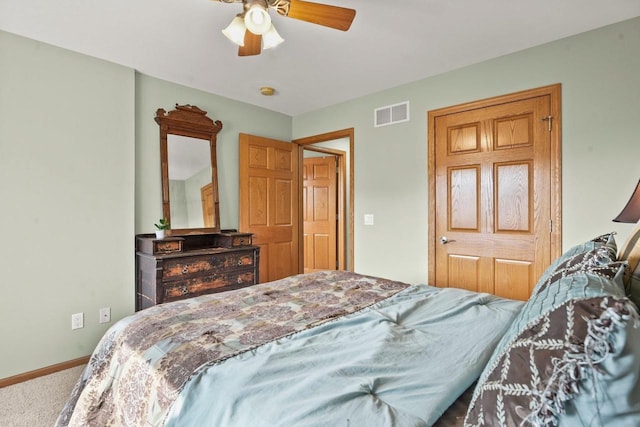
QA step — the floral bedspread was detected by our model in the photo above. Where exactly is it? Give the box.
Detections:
[56,271,410,426]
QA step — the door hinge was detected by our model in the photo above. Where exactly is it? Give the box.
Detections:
[549,219,553,233]
[542,115,553,132]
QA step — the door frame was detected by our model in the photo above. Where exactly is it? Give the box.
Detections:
[294,128,355,271]
[427,84,562,285]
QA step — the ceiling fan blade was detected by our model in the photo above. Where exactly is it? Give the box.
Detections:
[283,0,356,31]
[238,30,262,56]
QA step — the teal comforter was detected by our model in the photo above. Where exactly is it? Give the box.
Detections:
[166,283,523,426]
[58,271,523,427]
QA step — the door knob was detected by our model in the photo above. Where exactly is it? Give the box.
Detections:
[440,236,449,245]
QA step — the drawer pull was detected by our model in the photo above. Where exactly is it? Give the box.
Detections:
[180,285,189,295]
[182,266,189,274]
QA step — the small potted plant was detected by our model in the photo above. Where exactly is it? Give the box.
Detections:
[154,218,170,239]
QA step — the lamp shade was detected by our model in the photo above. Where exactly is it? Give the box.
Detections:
[613,179,640,223]
[244,4,271,35]
[262,24,284,50]
[222,15,246,46]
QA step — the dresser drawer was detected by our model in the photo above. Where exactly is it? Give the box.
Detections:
[215,232,253,248]
[163,270,256,301]
[162,251,255,281]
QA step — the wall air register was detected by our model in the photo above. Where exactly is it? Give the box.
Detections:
[374,101,409,127]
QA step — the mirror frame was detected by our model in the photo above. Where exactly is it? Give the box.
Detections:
[155,104,223,235]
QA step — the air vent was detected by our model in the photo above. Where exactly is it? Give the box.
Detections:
[374,101,409,127]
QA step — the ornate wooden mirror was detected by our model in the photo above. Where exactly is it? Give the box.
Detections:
[155,104,223,235]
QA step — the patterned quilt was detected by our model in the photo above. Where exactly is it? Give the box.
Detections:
[56,271,410,426]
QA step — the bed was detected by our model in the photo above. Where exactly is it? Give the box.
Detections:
[57,232,640,427]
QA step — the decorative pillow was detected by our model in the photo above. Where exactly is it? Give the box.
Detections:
[464,233,640,427]
[531,233,618,297]
[618,221,640,308]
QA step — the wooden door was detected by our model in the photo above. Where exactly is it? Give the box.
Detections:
[303,156,338,273]
[201,183,214,227]
[239,133,300,283]
[428,85,562,300]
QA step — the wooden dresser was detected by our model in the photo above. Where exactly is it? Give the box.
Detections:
[135,231,259,311]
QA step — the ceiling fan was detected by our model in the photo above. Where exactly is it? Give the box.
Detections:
[214,0,356,56]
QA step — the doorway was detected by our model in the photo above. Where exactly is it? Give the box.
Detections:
[239,130,353,282]
[294,129,354,272]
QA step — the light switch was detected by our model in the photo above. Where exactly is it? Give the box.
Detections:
[364,214,374,225]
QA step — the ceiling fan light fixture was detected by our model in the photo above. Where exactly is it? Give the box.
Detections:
[244,2,272,35]
[222,15,246,46]
[262,24,284,50]
[218,0,356,57]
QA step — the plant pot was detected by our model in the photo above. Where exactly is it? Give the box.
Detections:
[155,230,166,239]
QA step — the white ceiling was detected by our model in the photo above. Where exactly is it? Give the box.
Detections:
[1,0,639,116]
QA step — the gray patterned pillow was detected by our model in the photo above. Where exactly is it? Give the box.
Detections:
[465,234,640,427]
[531,233,618,297]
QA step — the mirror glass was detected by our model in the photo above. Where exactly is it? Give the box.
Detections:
[167,135,212,229]
[156,104,222,235]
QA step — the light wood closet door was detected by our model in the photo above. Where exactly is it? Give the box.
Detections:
[239,133,299,283]
[303,156,338,273]
[430,86,561,300]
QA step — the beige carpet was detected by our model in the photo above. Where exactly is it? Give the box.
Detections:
[0,365,84,427]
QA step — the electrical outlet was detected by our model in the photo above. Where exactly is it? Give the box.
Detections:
[71,312,84,330]
[99,307,111,324]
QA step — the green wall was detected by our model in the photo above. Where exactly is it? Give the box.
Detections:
[1,17,639,379]
[293,17,640,285]
[0,31,135,378]
[0,31,291,379]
